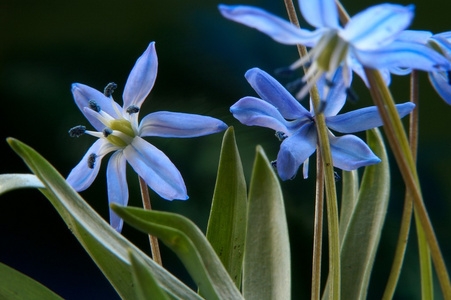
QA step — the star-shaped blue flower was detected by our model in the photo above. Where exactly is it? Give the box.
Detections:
[219,0,450,98]
[230,67,415,180]
[67,42,227,232]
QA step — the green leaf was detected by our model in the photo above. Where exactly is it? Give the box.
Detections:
[111,205,243,300]
[0,174,44,195]
[0,262,63,300]
[7,138,201,300]
[243,146,291,300]
[339,170,359,243]
[128,250,171,300]
[340,128,390,299]
[206,127,247,288]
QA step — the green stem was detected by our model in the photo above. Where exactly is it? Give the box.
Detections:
[138,176,163,266]
[283,1,340,299]
[364,68,451,298]
[312,150,324,300]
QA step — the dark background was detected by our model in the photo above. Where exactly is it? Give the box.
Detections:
[1,0,450,299]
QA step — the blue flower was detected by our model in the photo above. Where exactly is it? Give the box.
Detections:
[67,42,227,232]
[427,32,451,104]
[230,67,415,180]
[219,0,450,98]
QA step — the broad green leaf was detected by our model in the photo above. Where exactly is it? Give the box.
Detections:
[0,174,44,194]
[340,128,390,299]
[128,250,171,300]
[206,127,247,288]
[7,138,201,300]
[339,170,359,243]
[0,262,63,300]
[111,205,243,300]
[243,146,290,300]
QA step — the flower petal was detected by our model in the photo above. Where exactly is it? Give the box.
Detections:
[298,0,339,29]
[123,42,158,110]
[429,71,451,105]
[347,54,391,86]
[355,41,451,72]
[107,151,128,232]
[342,4,414,50]
[327,102,414,133]
[315,68,348,117]
[245,68,310,119]
[139,112,227,137]
[231,97,306,134]
[67,139,106,191]
[329,134,381,170]
[71,83,122,131]
[276,123,317,180]
[397,30,432,44]
[218,5,323,47]
[124,137,188,200]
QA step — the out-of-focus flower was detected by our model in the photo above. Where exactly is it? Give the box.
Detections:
[219,0,450,98]
[230,68,415,180]
[67,42,227,231]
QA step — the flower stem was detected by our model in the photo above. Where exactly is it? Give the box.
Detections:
[363,68,451,299]
[312,149,324,300]
[283,1,340,299]
[138,176,163,266]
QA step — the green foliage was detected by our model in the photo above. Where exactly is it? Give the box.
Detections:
[7,138,201,300]
[0,262,63,300]
[0,174,44,195]
[206,127,247,288]
[111,205,243,300]
[243,146,291,300]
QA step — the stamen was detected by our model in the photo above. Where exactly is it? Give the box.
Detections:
[89,100,101,112]
[346,87,359,103]
[286,78,304,93]
[87,153,97,169]
[126,105,140,114]
[271,160,277,169]
[104,82,117,97]
[103,128,113,137]
[68,125,86,137]
[334,171,341,182]
[275,131,288,141]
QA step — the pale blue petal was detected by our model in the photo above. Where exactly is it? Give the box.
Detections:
[139,111,227,137]
[245,68,310,119]
[429,72,451,105]
[327,102,415,133]
[124,137,188,200]
[298,0,339,29]
[71,83,122,131]
[329,134,381,170]
[355,41,451,72]
[342,4,414,50]
[219,5,323,47]
[397,30,432,43]
[231,97,307,134]
[430,34,451,59]
[107,151,128,232]
[277,123,317,180]
[347,55,391,86]
[315,68,348,117]
[123,42,158,110]
[67,139,107,191]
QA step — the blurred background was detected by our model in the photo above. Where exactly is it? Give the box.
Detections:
[1,0,450,299]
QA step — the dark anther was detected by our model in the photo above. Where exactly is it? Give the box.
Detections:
[286,78,304,93]
[275,131,288,141]
[447,71,451,85]
[334,171,341,182]
[274,67,294,77]
[126,105,140,114]
[104,82,117,97]
[88,100,101,112]
[346,87,359,103]
[103,128,113,137]
[316,100,327,114]
[271,160,277,169]
[326,79,335,87]
[68,125,86,137]
[87,153,97,169]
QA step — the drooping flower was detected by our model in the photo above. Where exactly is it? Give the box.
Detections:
[67,42,227,232]
[427,32,451,104]
[219,0,450,98]
[231,67,415,180]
